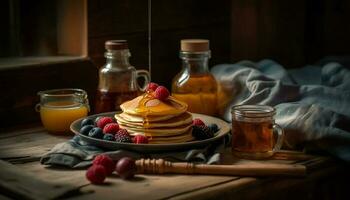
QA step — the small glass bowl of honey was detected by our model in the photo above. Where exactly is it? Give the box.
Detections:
[36,88,90,134]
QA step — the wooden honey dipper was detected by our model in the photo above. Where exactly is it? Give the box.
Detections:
[136,159,306,177]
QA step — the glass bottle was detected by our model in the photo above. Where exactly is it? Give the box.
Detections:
[171,39,218,116]
[95,40,150,113]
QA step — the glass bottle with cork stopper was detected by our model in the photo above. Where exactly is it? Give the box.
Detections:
[95,40,150,113]
[171,39,218,116]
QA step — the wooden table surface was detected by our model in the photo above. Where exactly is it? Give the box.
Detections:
[0,126,349,200]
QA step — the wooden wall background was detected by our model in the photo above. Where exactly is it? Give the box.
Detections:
[88,0,231,88]
[0,0,350,128]
[88,0,350,78]
[230,0,350,68]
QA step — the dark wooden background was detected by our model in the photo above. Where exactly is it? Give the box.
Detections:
[1,0,350,127]
[88,0,231,88]
[88,0,350,89]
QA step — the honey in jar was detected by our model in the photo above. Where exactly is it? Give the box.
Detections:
[171,39,218,116]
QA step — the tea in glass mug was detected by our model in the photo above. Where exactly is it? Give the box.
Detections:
[231,105,284,159]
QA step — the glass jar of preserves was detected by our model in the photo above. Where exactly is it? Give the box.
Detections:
[172,39,218,116]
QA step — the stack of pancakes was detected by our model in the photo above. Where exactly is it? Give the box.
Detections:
[115,93,194,144]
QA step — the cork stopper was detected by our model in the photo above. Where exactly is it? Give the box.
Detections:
[181,39,209,52]
[105,40,128,50]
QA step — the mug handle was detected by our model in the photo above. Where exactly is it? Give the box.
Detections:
[35,104,41,112]
[136,70,150,92]
[272,124,284,152]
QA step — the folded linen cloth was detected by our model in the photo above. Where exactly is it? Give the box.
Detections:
[41,135,228,168]
[212,59,350,162]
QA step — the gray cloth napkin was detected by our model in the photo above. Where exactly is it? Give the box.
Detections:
[40,135,229,168]
[212,59,350,162]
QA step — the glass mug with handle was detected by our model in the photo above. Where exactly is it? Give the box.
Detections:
[36,88,90,134]
[231,105,284,159]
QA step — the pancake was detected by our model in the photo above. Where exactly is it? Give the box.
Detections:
[147,135,194,144]
[117,90,194,144]
[117,112,180,123]
[119,123,192,136]
[120,93,188,116]
[115,112,192,128]
[132,129,194,144]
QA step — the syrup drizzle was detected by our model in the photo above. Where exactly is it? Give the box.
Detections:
[148,0,152,80]
[135,91,154,139]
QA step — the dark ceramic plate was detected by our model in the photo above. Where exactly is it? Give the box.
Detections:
[70,112,230,153]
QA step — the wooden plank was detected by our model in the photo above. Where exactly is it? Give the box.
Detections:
[168,160,347,200]
[0,127,339,200]
[168,178,256,200]
[0,194,13,200]
[68,175,239,200]
[0,129,69,159]
[230,0,306,67]
[0,126,45,139]
[87,0,230,37]
[0,160,81,200]
[16,161,89,187]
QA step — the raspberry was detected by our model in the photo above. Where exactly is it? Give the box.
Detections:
[86,165,106,184]
[96,117,114,129]
[93,154,115,175]
[103,123,119,134]
[133,135,148,144]
[146,82,159,92]
[192,118,205,126]
[192,125,214,140]
[115,133,132,143]
[115,157,137,180]
[154,86,170,101]
[116,129,129,137]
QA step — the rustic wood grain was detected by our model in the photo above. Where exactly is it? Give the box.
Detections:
[87,0,230,88]
[0,160,80,200]
[68,175,239,200]
[0,127,70,160]
[0,127,346,200]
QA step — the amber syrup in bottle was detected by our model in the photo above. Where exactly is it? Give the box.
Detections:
[95,40,150,113]
[172,39,218,116]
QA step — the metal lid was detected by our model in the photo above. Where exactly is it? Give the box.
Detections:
[105,40,128,50]
[181,39,209,52]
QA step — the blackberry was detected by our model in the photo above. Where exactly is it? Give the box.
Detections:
[115,134,132,143]
[88,127,104,139]
[80,125,94,136]
[208,123,219,134]
[116,129,129,136]
[81,118,94,127]
[103,133,115,141]
[192,125,214,140]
